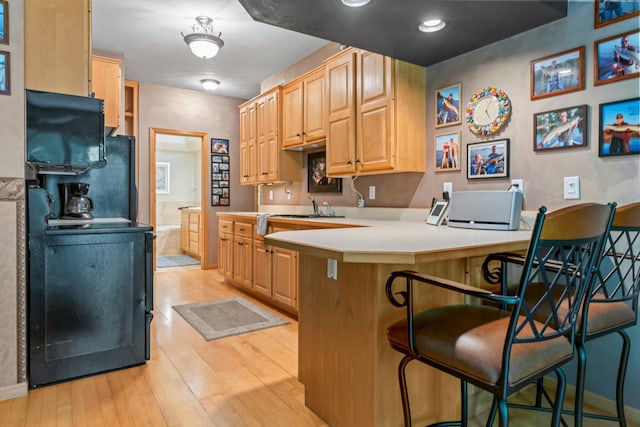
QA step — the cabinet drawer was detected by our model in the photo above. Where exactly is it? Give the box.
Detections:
[189,223,199,233]
[219,219,233,233]
[234,222,253,237]
[189,213,200,224]
[190,231,199,243]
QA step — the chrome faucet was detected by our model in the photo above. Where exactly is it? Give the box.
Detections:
[307,196,319,216]
[322,201,334,217]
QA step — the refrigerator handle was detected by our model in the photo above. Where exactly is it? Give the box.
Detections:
[145,232,155,311]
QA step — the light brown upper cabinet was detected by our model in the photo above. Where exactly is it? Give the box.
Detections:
[325,48,425,176]
[239,101,258,185]
[25,0,91,96]
[91,55,122,131]
[239,87,301,185]
[282,67,326,149]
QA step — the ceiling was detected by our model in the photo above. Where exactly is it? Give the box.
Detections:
[92,0,567,101]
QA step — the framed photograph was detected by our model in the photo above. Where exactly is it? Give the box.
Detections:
[534,105,587,152]
[530,47,584,100]
[434,131,461,172]
[0,1,8,45]
[308,151,342,193]
[435,83,461,128]
[595,0,640,28]
[467,139,510,179]
[211,138,229,154]
[594,29,640,86]
[156,162,170,194]
[598,97,640,157]
[211,155,223,163]
[0,50,9,95]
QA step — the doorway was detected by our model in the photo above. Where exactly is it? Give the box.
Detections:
[150,127,208,270]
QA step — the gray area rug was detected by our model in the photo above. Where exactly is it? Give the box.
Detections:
[157,255,200,268]
[172,296,289,341]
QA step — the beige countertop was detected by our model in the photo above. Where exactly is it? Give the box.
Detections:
[219,211,534,264]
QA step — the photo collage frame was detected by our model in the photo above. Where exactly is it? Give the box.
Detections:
[211,138,230,206]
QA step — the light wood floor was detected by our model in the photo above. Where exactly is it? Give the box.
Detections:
[0,267,636,427]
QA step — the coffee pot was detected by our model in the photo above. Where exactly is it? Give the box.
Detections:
[59,182,94,219]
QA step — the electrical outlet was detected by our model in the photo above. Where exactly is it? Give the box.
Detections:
[369,186,376,200]
[269,190,273,200]
[564,176,580,200]
[443,182,453,198]
[327,259,338,280]
[511,179,524,197]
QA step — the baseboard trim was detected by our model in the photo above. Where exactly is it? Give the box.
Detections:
[0,382,28,401]
[543,377,640,424]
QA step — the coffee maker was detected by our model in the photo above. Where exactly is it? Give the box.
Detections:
[59,182,94,219]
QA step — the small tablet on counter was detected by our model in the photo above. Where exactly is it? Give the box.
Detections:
[426,201,449,226]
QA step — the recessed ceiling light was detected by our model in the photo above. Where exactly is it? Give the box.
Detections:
[341,0,370,7]
[201,79,220,91]
[419,19,446,33]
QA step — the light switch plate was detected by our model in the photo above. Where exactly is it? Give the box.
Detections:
[564,176,580,200]
[369,186,376,200]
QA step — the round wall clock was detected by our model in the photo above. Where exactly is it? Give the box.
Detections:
[466,87,511,136]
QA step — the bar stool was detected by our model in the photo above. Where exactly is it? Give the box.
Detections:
[482,201,639,426]
[385,203,615,427]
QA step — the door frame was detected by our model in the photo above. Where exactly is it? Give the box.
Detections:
[150,127,208,269]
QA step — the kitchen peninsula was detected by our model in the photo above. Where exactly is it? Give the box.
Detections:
[261,215,532,427]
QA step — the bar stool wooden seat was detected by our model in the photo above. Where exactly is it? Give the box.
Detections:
[385,203,615,427]
[483,202,640,426]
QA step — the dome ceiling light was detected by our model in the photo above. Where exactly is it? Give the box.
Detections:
[182,16,224,59]
[419,19,446,33]
[201,79,221,91]
[341,0,371,7]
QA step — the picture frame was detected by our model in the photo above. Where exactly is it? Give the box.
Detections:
[594,0,640,28]
[435,83,461,128]
[594,29,640,86]
[0,50,9,96]
[156,162,170,194]
[308,151,342,193]
[598,97,640,157]
[434,131,461,172]
[530,47,584,100]
[533,105,588,152]
[467,139,510,179]
[211,137,229,154]
[0,1,8,45]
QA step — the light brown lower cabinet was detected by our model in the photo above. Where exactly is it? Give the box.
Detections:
[254,231,298,311]
[218,218,299,315]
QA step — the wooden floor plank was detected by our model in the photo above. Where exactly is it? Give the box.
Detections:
[1,267,636,427]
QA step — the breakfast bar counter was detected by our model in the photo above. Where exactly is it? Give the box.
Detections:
[264,217,532,427]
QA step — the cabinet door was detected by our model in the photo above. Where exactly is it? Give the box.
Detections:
[233,235,253,288]
[282,81,303,148]
[25,0,91,96]
[240,102,258,184]
[326,51,357,175]
[180,212,189,253]
[218,232,233,278]
[303,68,326,144]
[188,211,200,259]
[253,240,272,297]
[265,91,280,182]
[357,51,395,173]
[256,97,269,181]
[272,247,298,309]
[92,55,122,130]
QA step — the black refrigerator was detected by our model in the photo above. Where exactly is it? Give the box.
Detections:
[26,93,154,387]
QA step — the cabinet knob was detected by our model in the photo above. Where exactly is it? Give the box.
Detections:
[355,159,361,164]
[296,133,301,137]
[346,160,352,165]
